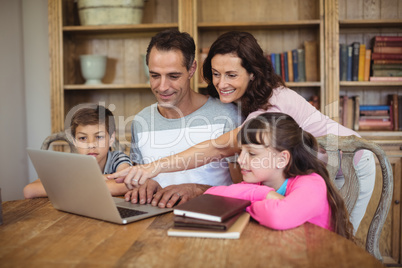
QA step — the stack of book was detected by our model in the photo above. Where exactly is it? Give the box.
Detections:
[167,194,251,239]
[268,40,319,83]
[370,36,402,82]
[359,105,393,130]
[340,42,371,81]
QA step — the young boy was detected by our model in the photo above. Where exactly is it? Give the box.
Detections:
[24,105,132,198]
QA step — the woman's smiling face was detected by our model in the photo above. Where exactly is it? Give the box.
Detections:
[211,53,253,104]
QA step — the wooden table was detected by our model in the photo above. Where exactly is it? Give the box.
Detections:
[0,198,384,268]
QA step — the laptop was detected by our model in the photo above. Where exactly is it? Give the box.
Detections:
[27,148,173,224]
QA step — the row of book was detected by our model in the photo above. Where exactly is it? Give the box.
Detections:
[340,36,402,82]
[268,40,319,82]
[340,94,401,131]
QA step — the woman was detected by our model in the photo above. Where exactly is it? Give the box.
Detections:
[110,31,375,232]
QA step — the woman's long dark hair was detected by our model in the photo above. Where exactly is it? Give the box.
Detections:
[239,112,354,240]
[202,31,285,117]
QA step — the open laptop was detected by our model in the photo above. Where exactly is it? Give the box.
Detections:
[27,148,172,224]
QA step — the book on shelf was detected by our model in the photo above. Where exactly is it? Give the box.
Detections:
[292,49,299,82]
[399,95,402,131]
[353,95,360,130]
[359,105,392,130]
[173,194,251,222]
[340,95,360,131]
[374,40,402,47]
[369,76,402,81]
[304,40,319,82]
[358,120,393,130]
[372,69,402,77]
[287,50,294,82]
[364,49,372,81]
[373,46,402,54]
[280,53,286,81]
[347,45,353,81]
[283,52,289,82]
[352,42,360,81]
[373,59,402,64]
[374,36,402,42]
[270,54,276,74]
[372,53,402,60]
[297,48,306,82]
[388,94,399,131]
[167,212,250,239]
[340,44,348,81]
[275,53,281,77]
[358,44,366,81]
[199,47,209,84]
[372,64,402,70]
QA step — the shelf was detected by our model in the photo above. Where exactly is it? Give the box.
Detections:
[340,81,402,87]
[63,23,178,34]
[197,20,321,31]
[197,82,322,89]
[339,19,402,28]
[64,84,150,90]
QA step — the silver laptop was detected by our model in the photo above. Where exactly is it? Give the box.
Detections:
[27,148,172,224]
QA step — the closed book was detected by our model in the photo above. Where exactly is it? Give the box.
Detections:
[275,53,281,77]
[373,59,402,64]
[339,96,344,125]
[360,105,390,111]
[345,97,355,129]
[358,44,366,81]
[388,94,399,130]
[347,45,353,81]
[352,42,360,81]
[270,54,276,73]
[359,120,392,130]
[364,49,371,81]
[399,95,402,131]
[369,76,402,81]
[340,44,348,81]
[287,50,294,82]
[372,69,402,77]
[280,53,286,81]
[167,212,250,239]
[342,95,349,128]
[374,36,402,42]
[304,40,319,81]
[173,194,251,222]
[373,46,402,54]
[173,212,242,231]
[297,48,306,82]
[292,49,299,82]
[283,52,289,82]
[353,96,360,131]
[372,53,402,60]
[372,64,402,70]
[374,40,402,47]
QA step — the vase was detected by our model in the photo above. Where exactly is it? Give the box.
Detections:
[79,55,107,85]
[78,0,146,25]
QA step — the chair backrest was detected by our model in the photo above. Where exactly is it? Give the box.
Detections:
[316,134,393,262]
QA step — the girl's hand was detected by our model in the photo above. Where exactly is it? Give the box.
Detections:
[266,191,285,200]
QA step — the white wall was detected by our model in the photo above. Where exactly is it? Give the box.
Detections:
[0,0,50,201]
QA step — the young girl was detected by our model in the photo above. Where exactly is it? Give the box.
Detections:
[204,112,354,239]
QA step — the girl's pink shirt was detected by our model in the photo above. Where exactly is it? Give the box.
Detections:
[204,173,332,231]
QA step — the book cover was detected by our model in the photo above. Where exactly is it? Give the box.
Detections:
[297,48,306,82]
[374,36,402,42]
[358,44,366,81]
[270,54,276,73]
[358,120,392,130]
[304,40,319,81]
[345,96,355,129]
[347,45,353,81]
[372,53,402,60]
[292,49,299,82]
[399,95,402,131]
[353,96,360,131]
[373,59,402,64]
[364,49,371,81]
[173,212,242,231]
[173,194,251,222]
[372,69,402,77]
[167,212,250,239]
[369,76,402,81]
[360,105,390,111]
[280,53,286,81]
[373,46,402,54]
[283,52,289,82]
[374,40,402,47]
[352,42,360,81]
[388,94,399,131]
[342,95,349,128]
[372,64,402,70]
[340,44,348,81]
[275,53,281,77]
[287,50,294,82]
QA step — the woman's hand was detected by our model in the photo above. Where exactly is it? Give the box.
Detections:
[107,163,160,189]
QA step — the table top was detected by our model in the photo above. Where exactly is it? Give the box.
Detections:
[0,198,384,268]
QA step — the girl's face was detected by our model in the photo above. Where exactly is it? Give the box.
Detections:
[211,53,253,104]
[237,142,287,190]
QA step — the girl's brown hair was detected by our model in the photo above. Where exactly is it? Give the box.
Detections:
[239,112,354,240]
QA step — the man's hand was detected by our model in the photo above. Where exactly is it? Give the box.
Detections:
[151,183,211,208]
[124,179,162,204]
[107,163,160,189]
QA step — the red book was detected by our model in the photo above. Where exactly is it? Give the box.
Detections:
[371,53,402,60]
[374,36,402,42]
[374,41,402,47]
[373,47,402,54]
[280,53,286,81]
[373,59,402,64]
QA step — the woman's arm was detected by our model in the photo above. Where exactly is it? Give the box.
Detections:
[108,127,241,189]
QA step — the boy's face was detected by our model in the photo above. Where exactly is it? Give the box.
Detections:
[73,124,115,170]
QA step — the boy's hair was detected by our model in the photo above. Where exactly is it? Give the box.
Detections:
[239,112,354,241]
[146,29,195,70]
[70,105,115,138]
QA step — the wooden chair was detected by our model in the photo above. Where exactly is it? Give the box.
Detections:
[316,134,393,262]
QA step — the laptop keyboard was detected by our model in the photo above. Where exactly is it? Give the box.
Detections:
[117,206,148,218]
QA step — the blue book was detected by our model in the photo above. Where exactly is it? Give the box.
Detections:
[292,49,299,82]
[284,52,289,82]
[346,45,353,81]
[270,54,276,73]
[360,105,390,111]
[340,44,348,81]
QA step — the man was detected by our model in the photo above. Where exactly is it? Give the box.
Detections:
[112,29,241,208]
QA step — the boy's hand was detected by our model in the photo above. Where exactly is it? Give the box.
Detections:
[107,164,160,189]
